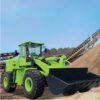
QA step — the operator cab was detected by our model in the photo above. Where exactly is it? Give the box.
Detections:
[18,41,44,57]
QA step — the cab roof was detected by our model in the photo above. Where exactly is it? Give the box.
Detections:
[18,41,44,47]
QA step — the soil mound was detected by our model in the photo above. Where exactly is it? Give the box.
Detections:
[69,44,100,75]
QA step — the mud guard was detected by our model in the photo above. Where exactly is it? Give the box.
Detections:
[46,68,100,94]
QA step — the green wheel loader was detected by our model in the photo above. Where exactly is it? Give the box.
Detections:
[1,41,100,99]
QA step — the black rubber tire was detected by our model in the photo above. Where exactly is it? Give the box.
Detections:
[63,91,76,96]
[79,87,90,92]
[1,72,16,92]
[23,70,45,99]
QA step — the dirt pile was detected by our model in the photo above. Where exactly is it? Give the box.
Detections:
[69,44,100,75]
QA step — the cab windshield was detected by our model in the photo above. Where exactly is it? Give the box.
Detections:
[28,46,42,56]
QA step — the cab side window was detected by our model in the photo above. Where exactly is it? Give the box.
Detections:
[19,46,26,57]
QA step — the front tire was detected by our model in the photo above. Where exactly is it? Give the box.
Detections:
[79,87,90,92]
[63,90,76,96]
[1,72,16,92]
[23,70,45,99]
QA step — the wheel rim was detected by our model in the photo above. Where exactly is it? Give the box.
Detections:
[25,77,33,92]
[3,77,8,88]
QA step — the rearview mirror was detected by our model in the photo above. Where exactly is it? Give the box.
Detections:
[44,48,48,53]
[14,50,19,56]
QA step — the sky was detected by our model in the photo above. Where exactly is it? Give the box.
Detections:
[0,0,100,53]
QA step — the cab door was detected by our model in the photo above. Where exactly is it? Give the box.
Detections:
[19,46,31,66]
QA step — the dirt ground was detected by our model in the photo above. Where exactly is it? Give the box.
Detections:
[0,80,100,100]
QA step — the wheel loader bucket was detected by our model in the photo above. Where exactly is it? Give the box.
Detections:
[46,68,100,94]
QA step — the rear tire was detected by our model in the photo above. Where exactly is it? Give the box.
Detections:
[23,70,45,99]
[1,72,16,92]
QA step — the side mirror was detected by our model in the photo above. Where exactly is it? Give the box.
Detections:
[14,50,19,56]
[14,50,18,53]
[44,48,48,53]
[42,46,48,53]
